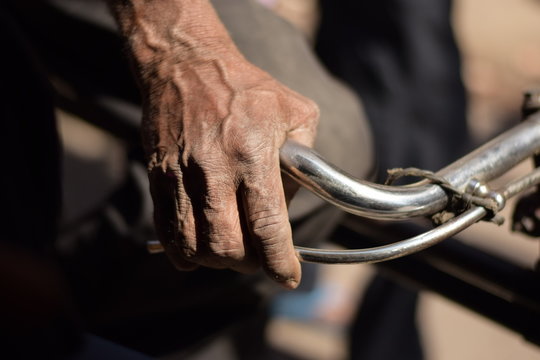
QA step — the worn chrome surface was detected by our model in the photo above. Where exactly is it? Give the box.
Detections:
[280,113,540,220]
[503,166,540,199]
[293,171,539,264]
[294,166,540,264]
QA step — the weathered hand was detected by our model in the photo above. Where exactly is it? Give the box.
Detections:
[144,57,318,288]
[108,0,318,287]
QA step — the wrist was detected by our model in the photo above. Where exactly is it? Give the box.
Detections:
[130,26,241,64]
[109,0,244,73]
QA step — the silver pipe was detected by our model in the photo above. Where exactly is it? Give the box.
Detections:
[296,207,487,264]
[295,166,540,265]
[502,166,540,199]
[280,113,540,220]
[148,114,540,264]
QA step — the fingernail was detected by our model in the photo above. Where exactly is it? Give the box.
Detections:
[282,278,299,290]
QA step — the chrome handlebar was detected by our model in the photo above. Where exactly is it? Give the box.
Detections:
[280,113,540,220]
[147,112,540,264]
[281,113,540,264]
[282,112,540,264]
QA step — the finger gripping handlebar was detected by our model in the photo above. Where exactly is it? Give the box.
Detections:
[280,113,540,263]
[148,113,540,264]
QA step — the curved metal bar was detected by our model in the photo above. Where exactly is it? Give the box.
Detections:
[148,114,540,264]
[280,141,446,219]
[296,207,487,264]
[280,113,540,220]
[295,168,540,265]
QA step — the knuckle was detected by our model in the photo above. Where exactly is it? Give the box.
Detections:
[203,214,245,261]
[208,240,244,261]
[250,210,288,243]
[293,94,319,120]
[288,96,319,137]
[178,242,197,260]
[305,98,320,119]
[302,102,320,130]
[175,221,198,257]
[234,143,274,173]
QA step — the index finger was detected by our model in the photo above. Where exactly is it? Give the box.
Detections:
[240,150,301,289]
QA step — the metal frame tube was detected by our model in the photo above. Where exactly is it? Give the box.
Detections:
[296,207,486,264]
[280,113,540,220]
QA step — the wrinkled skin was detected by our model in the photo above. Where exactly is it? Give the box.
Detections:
[108,0,319,288]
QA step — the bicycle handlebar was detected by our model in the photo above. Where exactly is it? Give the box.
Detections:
[281,112,540,263]
[280,113,540,220]
[147,112,540,264]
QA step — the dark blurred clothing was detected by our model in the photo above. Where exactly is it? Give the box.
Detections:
[0,6,79,358]
[317,0,469,174]
[0,3,61,254]
[316,1,469,359]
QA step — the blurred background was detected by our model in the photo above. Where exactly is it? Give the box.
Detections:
[258,0,540,359]
[50,0,540,358]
